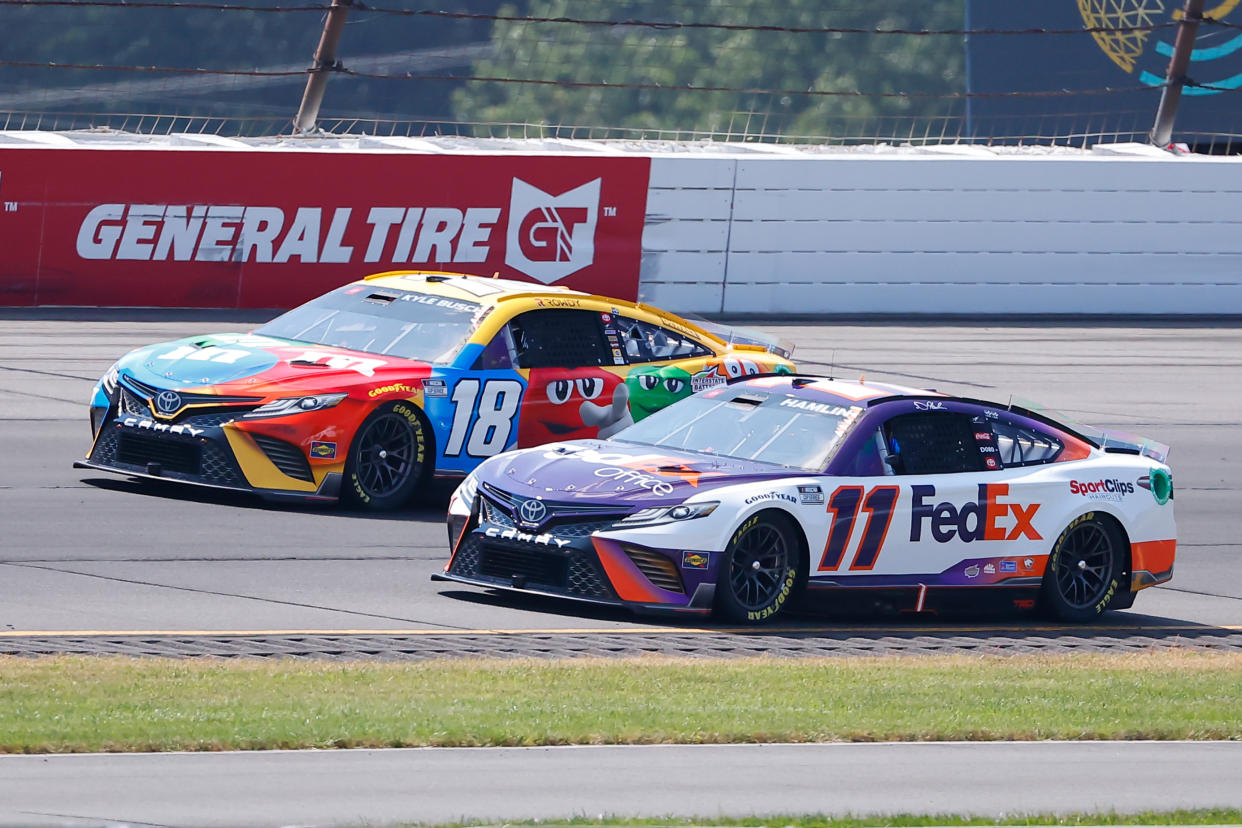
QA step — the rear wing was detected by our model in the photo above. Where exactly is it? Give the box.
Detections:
[1085,427,1170,464]
[685,318,795,359]
[1011,397,1170,463]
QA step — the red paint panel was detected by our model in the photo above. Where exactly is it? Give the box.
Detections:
[1131,539,1176,575]
[0,148,650,308]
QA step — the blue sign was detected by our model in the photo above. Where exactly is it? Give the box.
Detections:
[967,1,1242,143]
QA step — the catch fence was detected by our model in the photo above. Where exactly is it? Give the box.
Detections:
[1,0,1240,150]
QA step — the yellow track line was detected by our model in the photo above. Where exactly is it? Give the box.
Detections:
[1,624,1238,638]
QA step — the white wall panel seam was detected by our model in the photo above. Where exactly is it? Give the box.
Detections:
[718,159,739,315]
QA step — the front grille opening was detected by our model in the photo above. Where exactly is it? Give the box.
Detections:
[251,434,314,483]
[479,546,568,589]
[621,545,685,594]
[542,518,619,538]
[117,433,202,475]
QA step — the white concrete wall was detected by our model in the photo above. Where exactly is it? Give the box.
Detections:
[639,152,1242,315]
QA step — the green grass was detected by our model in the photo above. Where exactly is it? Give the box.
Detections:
[1,651,1240,753]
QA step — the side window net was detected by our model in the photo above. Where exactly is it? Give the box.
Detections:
[510,310,609,368]
[885,412,987,475]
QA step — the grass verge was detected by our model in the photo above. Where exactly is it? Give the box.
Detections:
[1,651,1240,753]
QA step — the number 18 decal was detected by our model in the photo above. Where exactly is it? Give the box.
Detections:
[444,378,523,457]
[819,485,899,571]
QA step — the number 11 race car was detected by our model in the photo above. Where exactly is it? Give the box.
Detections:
[78,271,794,509]
[439,374,1176,623]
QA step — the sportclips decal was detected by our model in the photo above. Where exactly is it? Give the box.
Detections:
[0,150,650,307]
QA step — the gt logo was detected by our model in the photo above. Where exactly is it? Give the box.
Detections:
[910,484,1042,543]
[505,178,600,283]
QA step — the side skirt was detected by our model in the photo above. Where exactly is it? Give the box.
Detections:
[801,582,1043,617]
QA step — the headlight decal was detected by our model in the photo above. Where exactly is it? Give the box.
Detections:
[244,392,348,419]
[617,501,719,528]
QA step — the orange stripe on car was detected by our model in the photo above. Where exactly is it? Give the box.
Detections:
[593,537,670,603]
[1131,539,1177,576]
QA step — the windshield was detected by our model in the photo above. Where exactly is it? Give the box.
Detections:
[256,286,485,363]
[614,387,864,471]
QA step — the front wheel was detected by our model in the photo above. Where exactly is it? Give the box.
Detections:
[1040,512,1123,622]
[343,401,430,511]
[715,512,801,624]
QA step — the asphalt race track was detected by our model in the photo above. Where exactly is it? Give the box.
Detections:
[1,314,1241,825]
[2,315,1239,644]
[4,742,1242,826]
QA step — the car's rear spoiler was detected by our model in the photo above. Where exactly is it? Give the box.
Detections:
[1080,427,1170,464]
[1009,398,1170,463]
[683,318,796,359]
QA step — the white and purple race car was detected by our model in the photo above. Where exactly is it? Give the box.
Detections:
[437,374,1176,624]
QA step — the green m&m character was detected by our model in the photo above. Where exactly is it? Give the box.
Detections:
[626,365,693,421]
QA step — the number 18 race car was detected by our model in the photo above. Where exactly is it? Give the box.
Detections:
[78,271,794,509]
[439,374,1176,623]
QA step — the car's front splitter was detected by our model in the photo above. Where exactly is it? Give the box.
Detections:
[73,458,343,503]
[78,416,344,503]
[430,569,714,617]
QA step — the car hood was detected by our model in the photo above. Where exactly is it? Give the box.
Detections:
[480,439,796,505]
[116,333,430,395]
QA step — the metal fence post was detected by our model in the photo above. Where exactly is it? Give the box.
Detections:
[292,0,354,135]
[1149,0,1205,148]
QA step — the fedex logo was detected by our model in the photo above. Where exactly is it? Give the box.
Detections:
[910,483,1042,543]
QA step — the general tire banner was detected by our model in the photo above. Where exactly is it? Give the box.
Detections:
[0,148,650,308]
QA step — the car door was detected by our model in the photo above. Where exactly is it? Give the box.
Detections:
[504,308,631,447]
[814,404,1016,580]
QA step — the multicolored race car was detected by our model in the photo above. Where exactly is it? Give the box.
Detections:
[77,271,794,509]
[439,374,1176,623]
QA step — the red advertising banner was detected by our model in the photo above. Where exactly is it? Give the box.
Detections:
[0,147,650,308]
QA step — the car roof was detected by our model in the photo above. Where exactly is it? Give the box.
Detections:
[357,269,732,348]
[731,373,1108,449]
[731,374,944,404]
[360,270,588,303]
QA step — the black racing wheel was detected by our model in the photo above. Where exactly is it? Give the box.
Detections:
[715,511,802,624]
[1041,511,1124,622]
[344,401,430,510]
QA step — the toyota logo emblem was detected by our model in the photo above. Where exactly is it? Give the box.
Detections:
[154,390,182,416]
[518,498,547,526]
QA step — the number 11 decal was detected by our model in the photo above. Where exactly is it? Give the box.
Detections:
[819,485,899,571]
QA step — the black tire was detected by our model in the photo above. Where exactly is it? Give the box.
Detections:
[343,401,430,511]
[1040,511,1123,622]
[715,512,802,624]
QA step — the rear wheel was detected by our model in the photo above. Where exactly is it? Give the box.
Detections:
[715,512,801,624]
[344,401,430,511]
[1041,512,1123,622]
